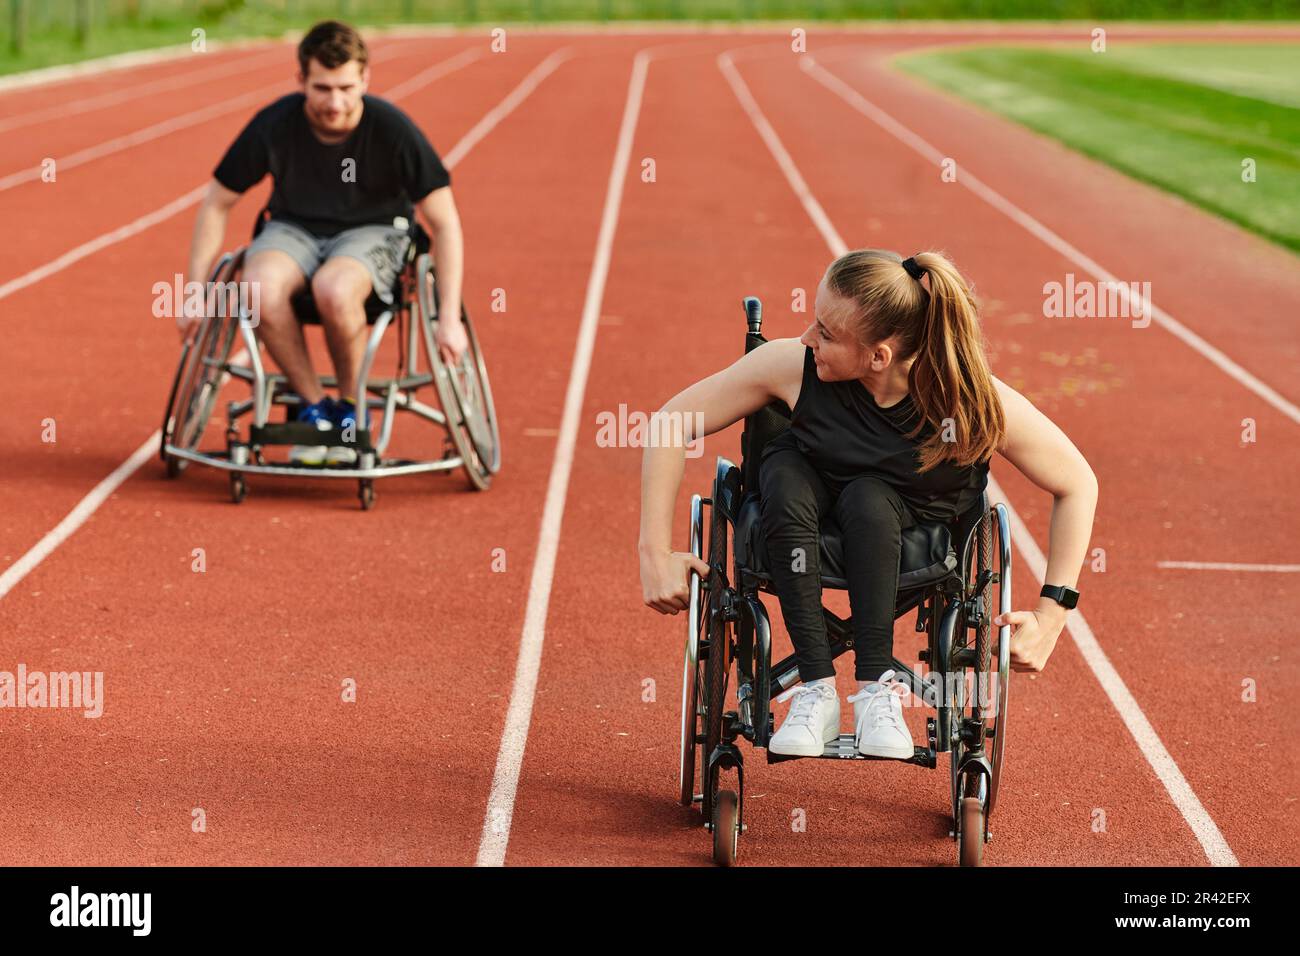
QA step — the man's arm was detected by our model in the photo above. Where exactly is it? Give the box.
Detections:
[415,185,466,363]
[179,179,243,340]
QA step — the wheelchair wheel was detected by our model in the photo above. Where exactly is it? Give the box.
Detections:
[679,495,707,806]
[417,255,501,492]
[161,256,240,476]
[711,789,740,867]
[959,796,984,867]
[699,486,732,823]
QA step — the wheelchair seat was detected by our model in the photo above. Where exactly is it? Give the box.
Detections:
[247,209,432,326]
[733,490,958,591]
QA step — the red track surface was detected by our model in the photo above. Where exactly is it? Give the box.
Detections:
[0,25,1296,867]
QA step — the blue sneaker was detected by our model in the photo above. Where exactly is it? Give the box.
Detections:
[326,397,359,465]
[290,398,334,466]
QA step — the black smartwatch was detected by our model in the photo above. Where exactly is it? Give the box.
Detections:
[1040,584,1080,610]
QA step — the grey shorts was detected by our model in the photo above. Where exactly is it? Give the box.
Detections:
[246,219,411,305]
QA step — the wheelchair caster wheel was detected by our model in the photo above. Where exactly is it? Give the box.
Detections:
[358,480,375,511]
[229,473,247,504]
[164,454,184,479]
[711,789,740,867]
[958,797,985,867]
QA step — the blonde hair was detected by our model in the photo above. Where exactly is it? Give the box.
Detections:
[824,248,1005,472]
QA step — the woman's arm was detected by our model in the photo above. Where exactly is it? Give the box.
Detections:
[990,377,1100,672]
[639,338,803,614]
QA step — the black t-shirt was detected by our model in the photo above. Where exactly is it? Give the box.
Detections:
[764,345,989,522]
[213,93,451,237]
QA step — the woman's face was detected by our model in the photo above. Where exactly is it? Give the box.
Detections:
[800,278,866,381]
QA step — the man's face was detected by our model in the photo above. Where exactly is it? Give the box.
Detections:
[299,58,368,135]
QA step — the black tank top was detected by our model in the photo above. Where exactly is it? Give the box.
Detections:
[763,345,989,522]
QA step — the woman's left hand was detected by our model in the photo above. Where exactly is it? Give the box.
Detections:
[993,605,1066,673]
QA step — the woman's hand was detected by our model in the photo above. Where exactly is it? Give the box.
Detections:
[993,603,1067,673]
[640,547,711,615]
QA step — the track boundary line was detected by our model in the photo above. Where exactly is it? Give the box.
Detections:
[474,48,651,869]
[718,46,1239,867]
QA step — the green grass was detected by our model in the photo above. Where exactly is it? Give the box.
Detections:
[896,43,1300,253]
[3,1,1300,75]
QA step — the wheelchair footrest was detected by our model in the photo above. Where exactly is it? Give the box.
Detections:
[766,735,936,767]
[249,423,374,450]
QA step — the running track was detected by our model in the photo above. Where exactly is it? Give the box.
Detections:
[0,24,1296,867]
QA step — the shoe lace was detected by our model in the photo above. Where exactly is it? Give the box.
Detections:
[775,682,833,729]
[847,671,909,731]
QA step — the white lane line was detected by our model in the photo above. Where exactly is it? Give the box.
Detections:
[475,50,650,869]
[0,47,568,598]
[798,55,1300,429]
[1157,561,1300,573]
[0,43,476,193]
[719,48,1240,868]
[0,46,486,304]
[0,434,160,599]
[0,47,290,136]
[0,186,208,302]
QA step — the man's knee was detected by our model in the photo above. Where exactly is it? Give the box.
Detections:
[240,252,303,327]
[310,259,371,320]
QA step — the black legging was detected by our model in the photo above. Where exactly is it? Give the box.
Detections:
[759,438,921,683]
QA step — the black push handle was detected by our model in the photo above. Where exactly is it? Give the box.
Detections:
[743,296,762,334]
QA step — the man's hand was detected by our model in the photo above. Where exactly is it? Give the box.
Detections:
[434,313,469,367]
[994,603,1066,673]
[640,546,711,616]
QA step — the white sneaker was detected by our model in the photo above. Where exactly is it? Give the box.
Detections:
[769,680,840,757]
[848,670,915,759]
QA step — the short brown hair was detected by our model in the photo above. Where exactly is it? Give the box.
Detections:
[297,20,369,76]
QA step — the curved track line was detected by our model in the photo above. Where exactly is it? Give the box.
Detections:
[474,48,650,869]
[0,46,291,136]
[718,45,1239,868]
[798,54,1300,429]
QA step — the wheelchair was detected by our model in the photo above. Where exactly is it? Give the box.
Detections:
[679,297,1013,867]
[160,209,501,509]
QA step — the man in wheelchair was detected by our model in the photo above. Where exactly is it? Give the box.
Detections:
[640,249,1098,759]
[178,20,466,466]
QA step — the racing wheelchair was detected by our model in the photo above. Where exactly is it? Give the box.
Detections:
[679,297,1012,867]
[160,210,501,509]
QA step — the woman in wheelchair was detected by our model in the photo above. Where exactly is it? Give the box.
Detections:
[639,248,1098,759]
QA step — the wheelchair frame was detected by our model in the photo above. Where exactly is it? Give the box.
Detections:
[160,217,501,509]
[678,297,1013,867]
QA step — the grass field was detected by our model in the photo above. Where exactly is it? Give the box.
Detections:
[896,42,1300,253]
[3,0,1300,75]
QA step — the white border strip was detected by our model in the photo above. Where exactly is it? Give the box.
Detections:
[474,49,650,869]
[1157,561,1300,572]
[719,47,1239,867]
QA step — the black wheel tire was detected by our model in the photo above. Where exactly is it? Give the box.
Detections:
[959,796,984,867]
[712,789,740,867]
[700,501,730,822]
[359,480,375,511]
[230,474,247,504]
[164,454,184,479]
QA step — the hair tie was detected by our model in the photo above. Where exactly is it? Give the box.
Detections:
[900,256,926,281]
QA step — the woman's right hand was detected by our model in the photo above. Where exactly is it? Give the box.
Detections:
[640,547,711,615]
